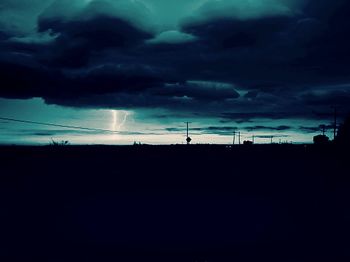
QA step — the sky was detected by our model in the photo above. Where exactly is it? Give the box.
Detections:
[0,0,349,145]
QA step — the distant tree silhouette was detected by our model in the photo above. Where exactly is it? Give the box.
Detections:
[50,139,69,146]
[336,114,350,145]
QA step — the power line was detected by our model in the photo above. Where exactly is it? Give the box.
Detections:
[0,116,120,134]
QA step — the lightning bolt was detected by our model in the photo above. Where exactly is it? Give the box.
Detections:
[111,110,130,133]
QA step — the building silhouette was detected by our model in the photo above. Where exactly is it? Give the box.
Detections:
[313,134,329,145]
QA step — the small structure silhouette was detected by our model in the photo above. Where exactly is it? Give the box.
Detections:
[243,140,253,145]
[313,124,330,145]
[313,134,329,145]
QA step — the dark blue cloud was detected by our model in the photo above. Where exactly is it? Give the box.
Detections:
[37,15,153,68]
[0,0,350,123]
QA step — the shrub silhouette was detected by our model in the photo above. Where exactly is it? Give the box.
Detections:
[50,139,69,146]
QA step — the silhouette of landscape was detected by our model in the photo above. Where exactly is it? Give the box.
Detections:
[2,1,350,261]
[1,137,349,261]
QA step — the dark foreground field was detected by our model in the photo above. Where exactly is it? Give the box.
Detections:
[0,144,349,261]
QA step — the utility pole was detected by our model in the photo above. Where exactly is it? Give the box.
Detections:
[185,122,192,145]
[233,131,236,145]
[186,122,189,138]
[270,136,273,144]
[252,135,255,144]
[333,106,338,140]
[238,132,241,145]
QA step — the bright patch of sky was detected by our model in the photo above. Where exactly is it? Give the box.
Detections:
[0,98,323,145]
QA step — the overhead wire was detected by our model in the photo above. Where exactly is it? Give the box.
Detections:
[0,117,120,134]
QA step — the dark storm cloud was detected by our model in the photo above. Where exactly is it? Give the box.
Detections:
[0,61,164,99]
[0,31,11,41]
[166,127,202,133]
[301,90,350,106]
[152,81,240,101]
[244,91,259,99]
[165,125,291,136]
[245,125,291,132]
[182,16,292,49]
[254,135,290,139]
[0,61,60,99]
[299,124,333,134]
[292,0,350,78]
[37,15,153,68]
[178,12,350,89]
[165,126,237,136]
[220,112,310,122]
[0,0,350,122]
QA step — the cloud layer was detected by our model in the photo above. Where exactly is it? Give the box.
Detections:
[1,0,350,127]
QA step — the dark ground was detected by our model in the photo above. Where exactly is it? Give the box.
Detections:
[0,144,349,261]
